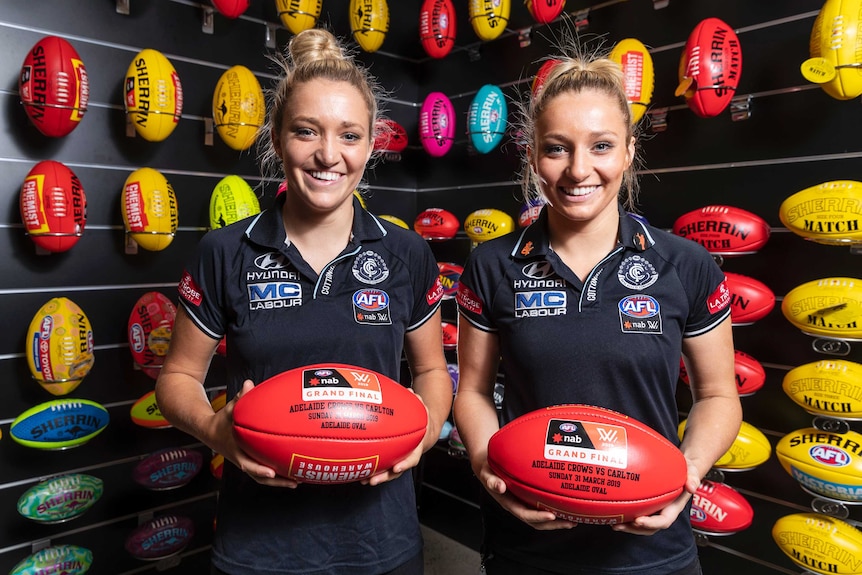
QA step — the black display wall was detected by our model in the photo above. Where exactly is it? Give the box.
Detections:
[0,1,860,574]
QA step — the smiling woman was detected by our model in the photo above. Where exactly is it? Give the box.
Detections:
[452,37,741,575]
[154,27,454,575]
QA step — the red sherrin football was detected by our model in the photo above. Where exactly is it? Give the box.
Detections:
[526,0,566,24]
[373,119,409,153]
[420,0,457,59]
[487,404,687,524]
[414,208,459,240]
[672,205,770,256]
[680,349,765,396]
[690,479,754,535]
[724,271,775,325]
[19,36,89,138]
[678,17,742,118]
[211,0,249,18]
[233,364,428,484]
[20,160,87,253]
[128,291,176,380]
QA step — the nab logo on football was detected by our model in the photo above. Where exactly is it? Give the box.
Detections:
[619,295,659,318]
[514,290,566,318]
[810,445,850,467]
[247,282,301,310]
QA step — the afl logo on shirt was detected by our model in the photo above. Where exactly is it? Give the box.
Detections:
[617,255,658,290]
[619,295,662,334]
[353,289,392,325]
[352,251,389,285]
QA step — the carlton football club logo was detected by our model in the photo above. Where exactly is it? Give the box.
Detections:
[617,255,658,290]
[352,251,389,285]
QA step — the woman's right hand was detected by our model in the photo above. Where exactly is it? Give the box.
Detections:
[217,379,299,488]
[477,460,575,531]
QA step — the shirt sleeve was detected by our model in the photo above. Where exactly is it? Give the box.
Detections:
[177,231,228,340]
[456,243,497,332]
[407,235,444,331]
[680,244,731,337]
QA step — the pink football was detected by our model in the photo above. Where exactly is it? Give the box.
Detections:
[724,271,775,325]
[488,404,686,524]
[672,205,770,256]
[124,514,194,560]
[132,447,204,490]
[233,364,428,484]
[419,91,455,157]
[690,479,754,535]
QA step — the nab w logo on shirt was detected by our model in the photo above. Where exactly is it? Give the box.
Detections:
[514,290,566,318]
[247,282,302,310]
[353,289,392,326]
[618,295,662,334]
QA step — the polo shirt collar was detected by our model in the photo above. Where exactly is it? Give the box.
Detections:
[244,193,386,250]
[511,203,655,260]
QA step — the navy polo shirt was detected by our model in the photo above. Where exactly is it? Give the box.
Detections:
[177,195,443,575]
[456,205,730,574]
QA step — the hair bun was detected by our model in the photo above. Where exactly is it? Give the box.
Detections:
[289,29,345,66]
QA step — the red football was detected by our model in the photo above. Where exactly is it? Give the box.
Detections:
[414,208,459,240]
[19,36,89,138]
[487,404,687,524]
[526,0,566,24]
[373,119,409,154]
[677,17,742,118]
[419,0,457,59]
[724,271,775,325]
[680,349,766,397]
[690,479,753,535]
[437,262,463,299]
[124,514,194,560]
[128,292,176,380]
[132,447,203,490]
[441,321,458,350]
[532,59,561,97]
[233,364,428,484]
[20,160,87,253]
[211,0,249,18]
[672,205,770,256]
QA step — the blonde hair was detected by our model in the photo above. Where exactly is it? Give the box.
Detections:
[520,49,642,211]
[257,29,383,181]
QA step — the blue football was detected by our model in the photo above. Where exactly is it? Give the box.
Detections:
[467,84,507,154]
[9,544,93,575]
[10,399,109,450]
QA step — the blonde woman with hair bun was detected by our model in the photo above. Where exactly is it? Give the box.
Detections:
[453,43,741,575]
[156,28,452,575]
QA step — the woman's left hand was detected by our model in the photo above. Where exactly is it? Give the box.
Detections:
[610,460,699,536]
[363,391,430,487]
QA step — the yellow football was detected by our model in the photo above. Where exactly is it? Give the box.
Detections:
[803,0,862,100]
[124,48,183,142]
[464,208,515,244]
[783,359,862,419]
[779,180,862,245]
[773,513,862,575]
[679,419,771,471]
[378,214,410,229]
[468,0,510,42]
[122,167,178,251]
[275,0,322,34]
[781,277,862,340]
[349,0,389,53]
[26,297,94,396]
[213,65,265,151]
[210,175,260,229]
[777,428,862,502]
[609,38,655,124]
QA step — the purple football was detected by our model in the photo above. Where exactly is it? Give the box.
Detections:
[125,514,194,560]
[132,447,203,490]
